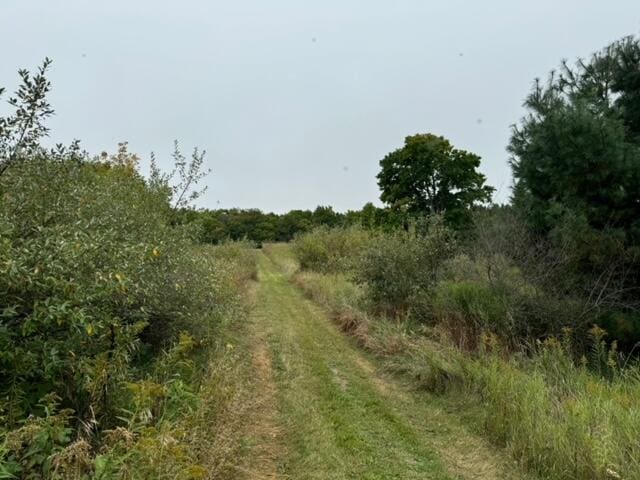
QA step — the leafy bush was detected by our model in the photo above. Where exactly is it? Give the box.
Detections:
[0,150,256,477]
[292,226,373,273]
[356,217,455,318]
[433,253,549,345]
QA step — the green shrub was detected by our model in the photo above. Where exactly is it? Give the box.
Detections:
[0,61,255,477]
[435,251,592,345]
[0,152,256,477]
[1,155,174,427]
[356,217,454,318]
[292,226,373,273]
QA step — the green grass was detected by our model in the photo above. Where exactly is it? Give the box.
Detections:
[250,249,529,480]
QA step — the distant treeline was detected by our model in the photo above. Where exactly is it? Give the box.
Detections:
[176,203,410,244]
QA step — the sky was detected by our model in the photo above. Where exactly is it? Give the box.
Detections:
[2,1,640,212]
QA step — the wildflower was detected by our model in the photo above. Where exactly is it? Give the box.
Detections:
[152,247,161,257]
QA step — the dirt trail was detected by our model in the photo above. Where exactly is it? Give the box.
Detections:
[241,251,531,480]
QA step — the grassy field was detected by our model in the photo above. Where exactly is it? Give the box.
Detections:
[238,248,531,479]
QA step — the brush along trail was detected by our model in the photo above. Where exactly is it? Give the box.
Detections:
[242,250,531,480]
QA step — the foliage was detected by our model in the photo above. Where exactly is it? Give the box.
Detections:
[176,203,413,247]
[292,218,455,320]
[0,58,54,176]
[150,140,211,210]
[0,147,255,477]
[1,153,170,427]
[510,36,640,241]
[356,219,455,318]
[0,59,262,479]
[292,226,374,274]
[377,134,494,229]
[507,37,640,348]
[431,280,510,344]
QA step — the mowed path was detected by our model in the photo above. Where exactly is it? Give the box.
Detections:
[244,250,531,480]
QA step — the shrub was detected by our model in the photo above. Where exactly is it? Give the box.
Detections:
[356,217,455,318]
[292,226,373,273]
[0,151,255,477]
[1,154,176,427]
[470,207,640,350]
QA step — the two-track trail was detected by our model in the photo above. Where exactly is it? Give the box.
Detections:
[241,251,531,480]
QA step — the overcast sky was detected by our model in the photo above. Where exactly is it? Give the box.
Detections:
[2,1,640,212]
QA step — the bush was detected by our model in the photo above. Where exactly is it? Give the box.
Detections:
[1,154,174,426]
[0,151,255,477]
[356,217,454,318]
[292,226,373,273]
[461,208,624,347]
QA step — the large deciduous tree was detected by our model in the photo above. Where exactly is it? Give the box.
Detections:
[377,133,494,228]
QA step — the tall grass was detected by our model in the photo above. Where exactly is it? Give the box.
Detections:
[458,338,640,479]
